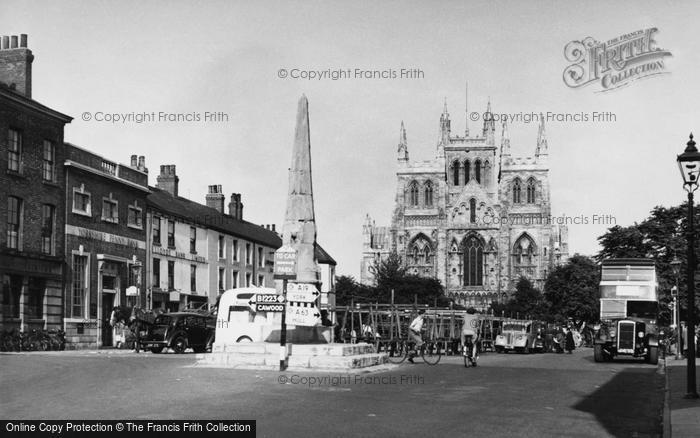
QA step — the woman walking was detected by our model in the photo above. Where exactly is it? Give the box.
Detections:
[565,326,576,354]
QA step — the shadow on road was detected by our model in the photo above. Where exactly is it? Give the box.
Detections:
[574,367,664,437]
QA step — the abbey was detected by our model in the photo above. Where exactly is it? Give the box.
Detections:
[361,92,569,310]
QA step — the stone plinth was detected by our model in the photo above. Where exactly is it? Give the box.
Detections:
[196,342,389,371]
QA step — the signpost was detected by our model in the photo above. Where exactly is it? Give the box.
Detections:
[286,303,321,326]
[273,246,297,371]
[287,282,320,303]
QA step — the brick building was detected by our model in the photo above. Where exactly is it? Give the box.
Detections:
[146,166,282,311]
[63,145,149,348]
[0,34,72,333]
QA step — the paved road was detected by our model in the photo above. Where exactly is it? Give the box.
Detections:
[0,348,664,437]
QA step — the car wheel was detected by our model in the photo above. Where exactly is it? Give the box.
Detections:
[151,346,164,354]
[172,336,187,354]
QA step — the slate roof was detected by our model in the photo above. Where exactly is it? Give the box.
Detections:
[147,187,282,248]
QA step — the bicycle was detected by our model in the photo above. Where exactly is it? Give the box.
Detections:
[382,338,442,365]
[463,336,478,368]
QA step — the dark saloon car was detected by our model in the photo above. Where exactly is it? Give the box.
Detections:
[141,312,215,354]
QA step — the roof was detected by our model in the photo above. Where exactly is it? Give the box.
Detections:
[601,258,655,267]
[147,186,282,248]
[0,85,73,123]
[315,243,337,266]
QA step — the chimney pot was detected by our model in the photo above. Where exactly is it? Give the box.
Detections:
[10,36,18,49]
[130,155,138,167]
[138,156,146,172]
[19,34,27,48]
[272,224,276,232]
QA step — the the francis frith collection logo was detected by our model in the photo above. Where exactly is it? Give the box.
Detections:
[563,27,672,92]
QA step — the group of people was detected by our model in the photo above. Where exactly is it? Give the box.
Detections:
[550,325,577,354]
[407,308,480,364]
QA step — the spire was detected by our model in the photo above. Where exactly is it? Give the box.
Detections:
[398,120,409,162]
[439,98,451,145]
[536,112,548,157]
[482,98,495,141]
[464,81,470,137]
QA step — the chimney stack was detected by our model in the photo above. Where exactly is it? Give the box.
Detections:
[206,185,225,213]
[130,155,138,168]
[0,34,33,98]
[156,165,179,197]
[228,193,244,220]
[137,156,147,172]
[272,224,276,233]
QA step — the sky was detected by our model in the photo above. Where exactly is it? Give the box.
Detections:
[2,0,700,279]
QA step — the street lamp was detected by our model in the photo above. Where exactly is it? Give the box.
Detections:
[671,256,682,360]
[676,133,700,399]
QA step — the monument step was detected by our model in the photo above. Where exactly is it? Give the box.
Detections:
[212,342,376,356]
[195,350,388,370]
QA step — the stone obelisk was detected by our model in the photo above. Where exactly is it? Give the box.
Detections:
[282,94,320,284]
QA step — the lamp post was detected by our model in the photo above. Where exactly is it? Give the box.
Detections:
[676,133,700,399]
[671,257,681,360]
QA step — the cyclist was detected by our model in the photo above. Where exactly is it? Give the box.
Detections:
[408,309,426,363]
[461,308,480,366]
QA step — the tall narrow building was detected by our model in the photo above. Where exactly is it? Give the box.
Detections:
[361,91,569,310]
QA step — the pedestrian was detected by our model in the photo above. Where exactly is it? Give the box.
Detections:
[130,307,141,353]
[565,326,576,354]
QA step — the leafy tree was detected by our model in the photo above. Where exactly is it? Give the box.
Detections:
[544,254,600,325]
[334,275,376,306]
[489,277,546,319]
[370,251,452,306]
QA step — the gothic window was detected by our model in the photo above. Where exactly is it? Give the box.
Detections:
[424,180,434,207]
[464,236,483,286]
[451,161,460,186]
[526,178,536,203]
[409,181,419,206]
[475,159,481,184]
[423,246,431,265]
[464,160,470,184]
[512,178,522,204]
[413,246,420,264]
[514,234,536,266]
[469,198,476,223]
[484,160,490,183]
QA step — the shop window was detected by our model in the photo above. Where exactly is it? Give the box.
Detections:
[2,274,22,319]
[27,278,46,319]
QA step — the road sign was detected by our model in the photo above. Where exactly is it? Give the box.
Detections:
[248,294,286,312]
[274,245,298,279]
[285,303,321,326]
[256,303,285,312]
[287,283,320,303]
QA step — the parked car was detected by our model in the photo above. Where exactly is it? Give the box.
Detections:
[141,312,215,354]
[494,320,540,353]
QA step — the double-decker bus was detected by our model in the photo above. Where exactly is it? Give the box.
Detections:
[594,258,660,364]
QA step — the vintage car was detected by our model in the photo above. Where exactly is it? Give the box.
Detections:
[495,321,543,353]
[141,312,215,354]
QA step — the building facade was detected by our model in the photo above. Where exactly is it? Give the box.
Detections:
[0,35,72,334]
[361,96,569,310]
[146,166,282,312]
[63,145,149,348]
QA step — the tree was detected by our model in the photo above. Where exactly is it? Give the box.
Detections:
[544,254,600,325]
[489,277,546,319]
[334,275,375,306]
[370,251,451,306]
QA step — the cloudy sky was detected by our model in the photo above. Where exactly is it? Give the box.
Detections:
[3,0,700,278]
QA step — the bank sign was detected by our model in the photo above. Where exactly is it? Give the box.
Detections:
[563,28,672,92]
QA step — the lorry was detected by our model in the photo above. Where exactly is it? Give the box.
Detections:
[593,258,659,364]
